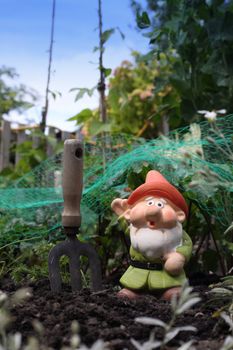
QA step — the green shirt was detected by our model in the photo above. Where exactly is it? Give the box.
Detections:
[119,225,193,291]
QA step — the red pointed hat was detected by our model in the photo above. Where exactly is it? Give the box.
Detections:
[127,170,188,218]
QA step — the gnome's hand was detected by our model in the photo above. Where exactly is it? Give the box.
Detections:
[164,252,185,276]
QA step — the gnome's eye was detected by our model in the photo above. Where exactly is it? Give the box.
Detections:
[146,200,155,206]
[155,201,164,208]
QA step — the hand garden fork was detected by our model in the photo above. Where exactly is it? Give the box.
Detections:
[48,139,102,293]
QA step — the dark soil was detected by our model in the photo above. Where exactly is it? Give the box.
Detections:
[0,274,229,350]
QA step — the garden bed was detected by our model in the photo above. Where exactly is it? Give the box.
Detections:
[0,274,229,350]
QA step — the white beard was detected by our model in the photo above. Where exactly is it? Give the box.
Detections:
[130,223,183,260]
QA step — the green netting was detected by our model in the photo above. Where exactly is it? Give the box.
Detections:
[0,115,233,247]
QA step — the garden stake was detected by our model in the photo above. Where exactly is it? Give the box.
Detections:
[48,139,102,293]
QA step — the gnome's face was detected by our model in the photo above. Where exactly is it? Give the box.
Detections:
[111,196,186,259]
[128,196,185,229]
[111,196,186,230]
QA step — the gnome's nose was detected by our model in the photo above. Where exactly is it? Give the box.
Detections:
[145,206,161,222]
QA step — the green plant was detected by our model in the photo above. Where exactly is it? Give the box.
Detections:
[218,311,233,350]
[133,0,233,119]
[0,287,32,349]
[0,66,37,116]
[107,51,181,136]
[0,237,97,288]
[8,241,55,283]
[1,115,233,279]
[220,334,233,350]
[0,129,63,181]
[69,51,181,138]
[131,282,200,350]
[208,276,233,318]
[131,282,233,350]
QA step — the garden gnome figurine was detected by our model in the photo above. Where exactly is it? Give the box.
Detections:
[111,170,192,301]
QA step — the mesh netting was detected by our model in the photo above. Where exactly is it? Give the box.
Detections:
[0,115,232,247]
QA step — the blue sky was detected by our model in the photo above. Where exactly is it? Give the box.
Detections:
[0,0,149,131]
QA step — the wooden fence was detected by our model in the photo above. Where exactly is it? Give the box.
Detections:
[0,120,80,171]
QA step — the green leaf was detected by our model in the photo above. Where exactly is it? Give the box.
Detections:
[224,222,233,236]
[135,317,166,328]
[103,67,112,78]
[33,149,45,163]
[216,75,229,87]
[136,11,151,29]
[177,340,195,350]
[170,78,191,98]
[48,90,62,100]
[75,89,93,102]
[223,241,233,253]
[164,17,180,33]
[89,120,111,136]
[74,89,86,102]
[49,90,56,100]
[116,26,125,40]
[69,87,96,101]
[67,108,93,123]
[149,30,162,44]
[102,28,115,44]
[176,298,201,315]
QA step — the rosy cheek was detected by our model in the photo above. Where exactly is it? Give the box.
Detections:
[163,208,176,222]
[130,204,146,224]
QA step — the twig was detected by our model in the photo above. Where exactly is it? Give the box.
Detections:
[97,0,107,124]
[41,0,56,133]
[194,229,208,258]
[91,288,112,295]
[97,0,107,172]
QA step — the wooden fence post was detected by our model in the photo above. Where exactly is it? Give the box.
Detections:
[61,131,71,141]
[0,120,11,171]
[0,123,77,171]
[47,126,56,157]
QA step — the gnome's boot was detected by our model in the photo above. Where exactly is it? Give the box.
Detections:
[161,287,182,301]
[117,288,141,300]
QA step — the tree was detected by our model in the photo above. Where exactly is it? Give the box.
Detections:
[0,66,37,117]
[133,0,233,120]
[70,52,181,138]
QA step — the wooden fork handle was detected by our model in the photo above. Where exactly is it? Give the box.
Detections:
[62,140,83,230]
